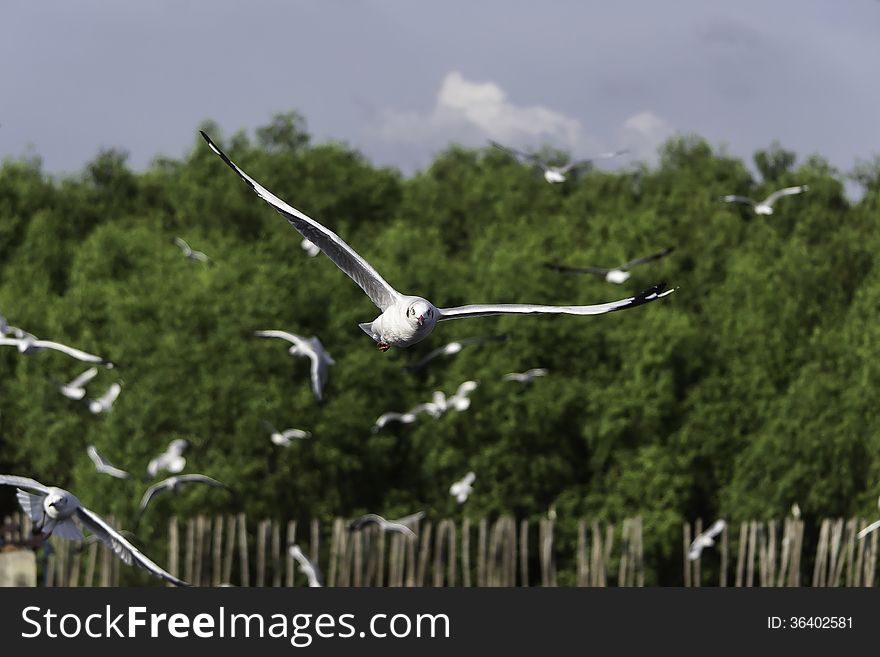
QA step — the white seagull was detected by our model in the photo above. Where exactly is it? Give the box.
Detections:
[431,380,479,413]
[301,238,321,257]
[371,410,421,433]
[0,333,113,367]
[545,247,675,285]
[0,474,189,586]
[173,236,211,263]
[137,474,230,520]
[86,381,122,414]
[687,519,726,561]
[719,185,809,215]
[254,330,335,402]
[87,445,131,479]
[490,140,628,184]
[146,439,189,478]
[504,368,548,384]
[288,544,323,587]
[0,313,25,338]
[404,334,510,372]
[58,367,99,400]
[263,420,311,446]
[450,472,476,504]
[348,513,422,538]
[201,131,674,352]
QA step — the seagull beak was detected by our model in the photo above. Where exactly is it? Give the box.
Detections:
[417,315,424,326]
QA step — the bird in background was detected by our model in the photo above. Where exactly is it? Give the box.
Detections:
[173,236,212,263]
[86,381,122,414]
[687,519,726,560]
[348,512,424,538]
[58,367,99,400]
[490,139,629,184]
[0,474,189,586]
[404,334,510,372]
[719,185,809,215]
[288,544,323,587]
[301,238,320,257]
[263,420,311,446]
[136,474,230,524]
[254,330,335,402]
[545,247,675,285]
[201,131,673,353]
[146,439,189,479]
[87,445,131,479]
[504,368,548,384]
[430,380,479,414]
[450,472,476,504]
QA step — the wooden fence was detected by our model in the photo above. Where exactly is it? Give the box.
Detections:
[2,512,878,587]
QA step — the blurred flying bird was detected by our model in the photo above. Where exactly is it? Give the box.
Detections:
[173,236,211,263]
[545,247,675,285]
[254,330,335,402]
[288,544,323,587]
[503,368,548,384]
[87,445,131,479]
[687,519,726,560]
[490,139,628,184]
[0,474,189,586]
[348,513,423,538]
[719,185,809,215]
[86,381,122,414]
[137,474,229,522]
[146,439,189,478]
[404,335,509,372]
[301,238,320,257]
[201,131,674,352]
[58,367,99,400]
[263,420,311,446]
[450,472,476,504]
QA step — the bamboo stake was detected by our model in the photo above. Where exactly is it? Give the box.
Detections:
[237,512,250,587]
[416,521,432,587]
[693,518,702,588]
[255,519,268,587]
[212,515,223,587]
[720,521,729,587]
[222,515,236,586]
[746,521,757,587]
[520,519,530,587]
[812,519,829,588]
[477,518,487,587]
[84,540,98,587]
[271,520,282,587]
[286,521,297,587]
[683,522,692,587]
[194,516,206,587]
[184,518,195,585]
[462,518,471,588]
[734,521,746,587]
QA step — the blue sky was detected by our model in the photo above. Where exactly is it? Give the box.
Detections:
[2,1,878,178]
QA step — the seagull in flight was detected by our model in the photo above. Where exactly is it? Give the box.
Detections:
[173,236,211,263]
[687,519,726,560]
[263,420,311,446]
[0,333,113,367]
[87,445,131,479]
[431,380,479,413]
[545,247,675,285]
[137,474,230,522]
[0,474,189,586]
[201,131,674,352]
[254,330,335,402]
[348,513,423,538]
[719,185,809,215]
[404,334,510,372]
[504,368,548,384]
[288,544,323,587]
[490,140,629,184]
[146,439,189,478]
[58,367,99,400]
[371,409,428,433]
[450,472,475,504]
[0,313,25,338]
[86,381,122,414]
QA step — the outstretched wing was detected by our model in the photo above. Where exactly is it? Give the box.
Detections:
[619,247,675,271]
[763,185,809,207]
[560,149,629,174]
[349,514,384,531]
[201,132,402,311]
[488,140,536,162]
[719,195,756,206]
[77,507,190,586]
[544,262,610,276]
[67,367,99,389]
[177,474,229,490]
[437,284,674,321]
[31,340,111,367]
[0,474,50,495]
[173,237,192,255]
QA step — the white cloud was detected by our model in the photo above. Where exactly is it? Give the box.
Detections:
[373,71,587,150]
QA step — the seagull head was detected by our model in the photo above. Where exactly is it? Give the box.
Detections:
[755,204,774,215]
[407,300,435,329]
[605,269,631,284]
[44,489,77,519]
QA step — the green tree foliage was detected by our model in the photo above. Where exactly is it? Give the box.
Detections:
[1,115,877,584]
